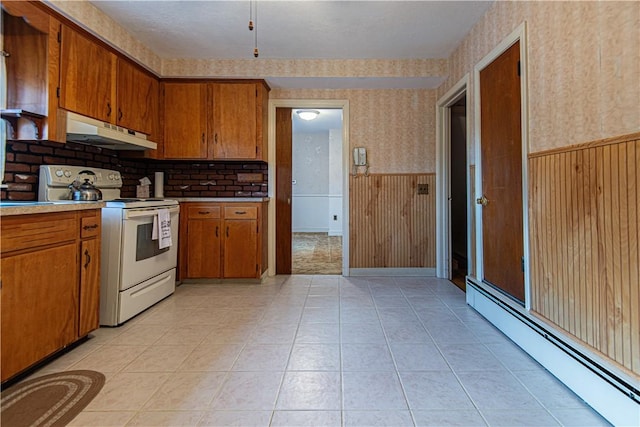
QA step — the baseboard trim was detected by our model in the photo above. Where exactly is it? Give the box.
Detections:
[348,268,436,277]
[466,279,640,427]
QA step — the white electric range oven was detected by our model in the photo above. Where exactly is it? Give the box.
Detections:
[39,165,180,326]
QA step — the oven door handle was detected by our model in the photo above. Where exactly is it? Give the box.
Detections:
[123,206,180,219]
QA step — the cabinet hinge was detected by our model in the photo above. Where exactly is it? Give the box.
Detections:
[521,256,525,272]
[517,60,521,77]
[256,146,258,156]
[56,87,60,98]
[57,30,61,43]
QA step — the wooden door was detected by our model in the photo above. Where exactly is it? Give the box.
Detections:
[224,219,258,278]
[212,83,257,159]
[163,82,208,159]
[1,244,78,381]
[78,238,100,336]
[187,218,221,278]
[479,41,525,302]
[59,25,116,122]
[116,59,158,135]
[275,108,293,274]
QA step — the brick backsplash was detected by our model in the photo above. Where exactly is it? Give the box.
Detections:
[2,140,268,201]
[151,162,268,198]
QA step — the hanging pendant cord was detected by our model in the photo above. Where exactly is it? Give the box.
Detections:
[253,0,259,57]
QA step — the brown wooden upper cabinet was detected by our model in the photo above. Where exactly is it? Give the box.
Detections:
[162,81,269,161]
[59,25,159,136]
[162,82,209,159]
[1,1,63,141]
[59,24,116,124]
[116,58,158,136]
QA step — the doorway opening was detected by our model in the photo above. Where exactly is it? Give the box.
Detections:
[436,75,471,287]
[270,100,350,277]
[291,108,344,274]
[450,97,467,290]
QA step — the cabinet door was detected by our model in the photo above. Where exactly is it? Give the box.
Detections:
[212,83,257,159]
[187,218,221,278]
[1,244,78,382]
[78,238,100,337]
[223,219,258,278]
[163,82,208,159]
[59,25,116,122]
[116,59,158,135]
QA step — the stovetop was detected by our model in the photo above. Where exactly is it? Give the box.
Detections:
[105,198,179,209]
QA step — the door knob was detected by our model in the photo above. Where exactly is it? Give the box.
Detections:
[476,195,488,206]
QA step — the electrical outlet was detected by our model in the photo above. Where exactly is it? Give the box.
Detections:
[333,215,338,221]
[417,184,429,195]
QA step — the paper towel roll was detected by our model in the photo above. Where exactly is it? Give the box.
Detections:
[154,172,164,198]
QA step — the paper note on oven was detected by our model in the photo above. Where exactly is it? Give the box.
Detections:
[152,209,172,248]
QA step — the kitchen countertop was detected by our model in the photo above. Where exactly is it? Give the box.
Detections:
[0,201,106,216]
[173,197,270,203]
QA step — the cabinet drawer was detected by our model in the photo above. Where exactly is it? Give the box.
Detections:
[187,205,220,219]
[1,213,77,253]
[80,213,101,238]
[224,206,257,219]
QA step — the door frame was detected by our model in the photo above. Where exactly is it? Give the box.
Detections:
[267,98,351,276]
[436,74,471,279]
[473,22,531,308]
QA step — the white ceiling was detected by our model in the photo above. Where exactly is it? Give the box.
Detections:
[87,1,493,89]
[90,1,493,60]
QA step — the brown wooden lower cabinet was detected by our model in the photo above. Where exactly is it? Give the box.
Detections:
[179,202,267,280]
[0,209,101,383]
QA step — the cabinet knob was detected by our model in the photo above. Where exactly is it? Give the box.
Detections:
[198,211,210,215]
[215,226,219,237]
[235,211,247,215]
[84,249,91,268]
[118,108,123,121]
[106,102,112,117]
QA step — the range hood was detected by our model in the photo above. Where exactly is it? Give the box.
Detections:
[66,111,157,150]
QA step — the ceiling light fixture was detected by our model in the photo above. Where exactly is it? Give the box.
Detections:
[297,110,320,121]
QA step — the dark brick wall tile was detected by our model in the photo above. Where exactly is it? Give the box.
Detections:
[2,140,268,201]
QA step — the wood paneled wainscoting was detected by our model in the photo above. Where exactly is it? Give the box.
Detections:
[349,173,436,270]
[529,132,639,376]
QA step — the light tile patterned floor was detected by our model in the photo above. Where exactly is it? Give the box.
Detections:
[31,276,610,426]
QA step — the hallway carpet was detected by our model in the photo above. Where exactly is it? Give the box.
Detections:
[292,232,342,275]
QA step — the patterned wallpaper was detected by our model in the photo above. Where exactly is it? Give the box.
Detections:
[273,89,437,174]
[161,58,447,79]
[438,0,640,155]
